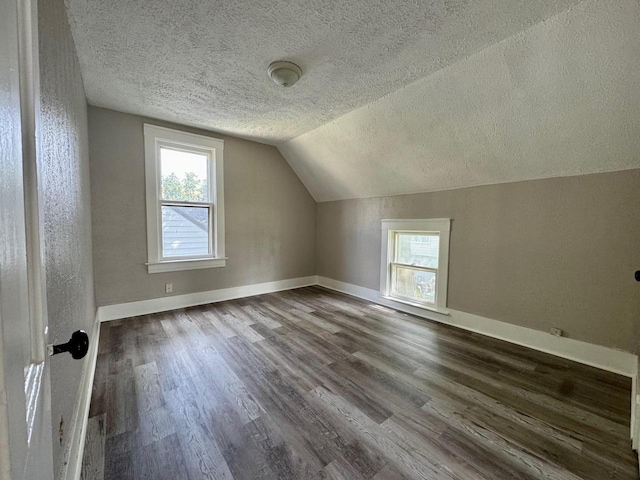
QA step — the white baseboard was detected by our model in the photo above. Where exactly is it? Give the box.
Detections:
[57,313,101,480]
[97,276,318,322]
[316,276,638,378]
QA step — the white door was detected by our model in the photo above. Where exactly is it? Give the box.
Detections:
[0,0,55,478]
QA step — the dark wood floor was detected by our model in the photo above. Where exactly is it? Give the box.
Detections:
[82,286,638,480]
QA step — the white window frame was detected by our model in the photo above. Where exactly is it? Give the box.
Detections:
[144,124,225,273]
[380,218,450,314]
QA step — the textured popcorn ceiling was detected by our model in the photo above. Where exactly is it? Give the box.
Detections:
[65,0,580,143]
[280,0,640,201]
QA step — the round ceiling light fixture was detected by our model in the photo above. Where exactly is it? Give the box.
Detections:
[267,61,302,87]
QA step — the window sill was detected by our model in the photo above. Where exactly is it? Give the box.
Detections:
[147,257,226,273]
[379,295,449,315]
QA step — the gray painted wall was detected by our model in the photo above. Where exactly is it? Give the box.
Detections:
[38,0,96,473]
[89,107,316,306]
[317,170,640,353]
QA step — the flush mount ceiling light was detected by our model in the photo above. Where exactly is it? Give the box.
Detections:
[267,61,302,87]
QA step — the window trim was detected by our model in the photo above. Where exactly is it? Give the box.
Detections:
[144,124,225,273]
[380,218,451,314]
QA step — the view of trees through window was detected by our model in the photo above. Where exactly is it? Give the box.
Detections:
[159,146,209,202]
[161,172,207,202]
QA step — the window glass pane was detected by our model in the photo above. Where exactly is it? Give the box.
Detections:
[162,205,210,257]
[395,233,439,268]
[392,266,436,304]
[160,147,209,202]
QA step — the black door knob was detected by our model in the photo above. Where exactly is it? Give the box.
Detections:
[636,270,640,282]
[51,330,89,359]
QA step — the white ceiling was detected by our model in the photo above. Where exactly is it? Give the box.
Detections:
[280,0,640,201]
[66,0,580,143]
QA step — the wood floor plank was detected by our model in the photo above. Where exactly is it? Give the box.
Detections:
[339,439,387,480]
[175,420,235,480]
[290,308,343,334]
[323,457,366,480]
[260,301,303,323]
[310,385,457,480]
[372,465,408,480]
[222,312,265,343]
[464,405,635,480]
[381,417,493,480]
[84,287,637,480]
[243,370,352,466]
[196,351,264,425]
[137,433,190,480]
[373,355,585,452]
[276,292,317,313]
[419,401,585,480]
[105,360,137,437]
[414,364,630,443]
[246,416,324,479]
[133,362,175,445]
[242,303,283,329]
[103,432,135,480]
[81,414,106,480]
[435,429,539,480]
[204,388,278,480]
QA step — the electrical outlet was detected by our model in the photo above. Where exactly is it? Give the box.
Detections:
[550,327,563,337]
[165,283,173,294]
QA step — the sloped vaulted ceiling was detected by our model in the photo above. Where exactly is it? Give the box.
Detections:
[279,0,640,201]
[66,0,640,202]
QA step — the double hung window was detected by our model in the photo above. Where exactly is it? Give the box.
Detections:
[144,124,225,273]
[380,219,450,313]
